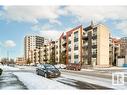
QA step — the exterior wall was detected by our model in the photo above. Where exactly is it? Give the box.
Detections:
[120,37,127,57]
[82,23,110,68]
[16,57,26,65]
[97,24,109,67]
[55,40,60,63]
[24,36,44,62]
[65,25,83,64]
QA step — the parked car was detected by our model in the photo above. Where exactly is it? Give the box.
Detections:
[8,64,15,67]
[30,63,37,66]
[0,68,3,76]
[66,63,81,71]
[55,64,66,69]
[36,64,61,78]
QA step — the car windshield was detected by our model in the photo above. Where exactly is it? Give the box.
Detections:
[44,64,55,69]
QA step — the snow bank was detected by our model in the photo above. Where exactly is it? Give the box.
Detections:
[0,65,19,71]
[13,72,75,90]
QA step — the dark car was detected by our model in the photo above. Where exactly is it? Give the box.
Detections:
[36,64,61,78]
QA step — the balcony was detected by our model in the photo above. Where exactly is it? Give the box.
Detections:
[92,35,97,40]
[55,45,58,49]
[63,35,66,39]
[56,51,58,54]
[62,48,66,52]
[82,44,88,49]
[68,48,71,51]
[92,53,97,58]
[74,38,78,42]
[43,49,48,52]
[92,45,97,48]
[82,35,88,40]
[62,40,66,46]
[74,46,78,50]
[68,40,71,44]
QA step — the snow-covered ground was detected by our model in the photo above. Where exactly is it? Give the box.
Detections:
[0,65,19,71]
[13,72,76,90]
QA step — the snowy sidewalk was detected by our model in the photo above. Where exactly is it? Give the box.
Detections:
[13,72,76,90]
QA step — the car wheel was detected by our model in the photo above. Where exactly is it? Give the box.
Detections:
[44,73,47,78]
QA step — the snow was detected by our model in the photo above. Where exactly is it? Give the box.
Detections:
[13,72,76,89]
[81,69,94,71]
[61,72,127,90]
[0,65,19,71]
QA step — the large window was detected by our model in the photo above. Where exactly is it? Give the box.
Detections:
[74,31,79,42]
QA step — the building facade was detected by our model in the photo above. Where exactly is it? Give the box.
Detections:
[16,57,26,65]
[24,36,44,62]
[109,38,121,66]
[120,37,127,57]
[82,23,110,67]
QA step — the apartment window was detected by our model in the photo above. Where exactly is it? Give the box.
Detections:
[74,55,78,59]
[93,27,97,32]
[74,59,78,64]
[68,55,71,59]
[92,40,97,45]
[68,47,71,51]
[92,49,97,54]
[68,40,71,44]
[74,31,79,42]
[74,31,78,38]
[74,43,78,50]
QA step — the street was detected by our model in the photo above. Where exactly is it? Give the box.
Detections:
[0,65,127,90]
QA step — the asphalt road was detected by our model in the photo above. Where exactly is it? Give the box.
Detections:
[60,69,127,82]
[52,76,112,89]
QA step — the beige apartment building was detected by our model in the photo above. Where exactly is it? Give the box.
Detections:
[55,40,60,63]
[82,23,110,67]
[24,36,44,62]
[16,57,26,65]
[28,41,56,64]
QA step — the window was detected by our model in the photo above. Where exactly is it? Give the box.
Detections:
[74,55,78,59]
[74,59,79,64]
[92,40,97,45]
[74,31,78,42]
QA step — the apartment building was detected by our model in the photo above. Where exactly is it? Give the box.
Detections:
[58,26,83,65]
[109,38,121,66]
[82,23,110,67]
[120,37,127,57]
[24,36,44,62]
[55,40,60,63]
[24,22,113,67]
[57,23,110,67]
[16,57,26,65]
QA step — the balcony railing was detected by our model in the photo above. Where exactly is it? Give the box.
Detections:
[92,35,97,40]
[92,45,97,48]
[82,35,88,40]
[82,44,88,49]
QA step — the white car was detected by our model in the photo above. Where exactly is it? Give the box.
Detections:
[55,64,66,69]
